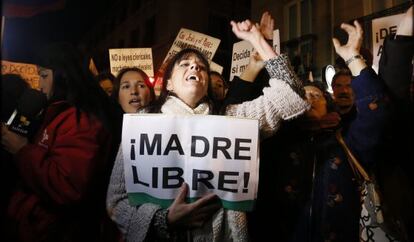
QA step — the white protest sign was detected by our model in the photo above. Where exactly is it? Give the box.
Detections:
[160,28,221,73]
[229,40,254,81]
[273,29,281,54]
[210,61,223,74]
[122,114,259,211]
[371,13,403,73]
[109,48,154,77]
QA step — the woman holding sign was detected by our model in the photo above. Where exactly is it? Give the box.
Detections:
[107,18,309,241]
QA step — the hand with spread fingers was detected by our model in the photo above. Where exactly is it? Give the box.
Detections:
[332,20,367,75]
[259,11,275,41]
[230,19,276,61]
[167,183,222,229]
[332,20,363,61]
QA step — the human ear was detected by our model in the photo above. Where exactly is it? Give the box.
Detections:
[166,79,173,91]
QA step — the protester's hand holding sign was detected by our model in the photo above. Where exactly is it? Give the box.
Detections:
[167,183,221,229]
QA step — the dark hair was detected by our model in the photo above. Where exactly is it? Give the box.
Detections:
[331,69,352,88]
[96,71,115,84]
[149,48,212,113]
[35,42,113,130]
[1,74,30,122]
[209,71,229,89]
[303,80,337,113]
[111,67,155,103]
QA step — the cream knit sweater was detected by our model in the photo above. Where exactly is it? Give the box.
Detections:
[106,54,309,242]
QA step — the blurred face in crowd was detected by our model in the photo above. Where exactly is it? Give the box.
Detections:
[210,73,226,101]
[304,85,327,120]
[167,53,209,108]
[99,79,113,96]
[118,70,152,113]
[332,75,354,114]
[38,66,54,99]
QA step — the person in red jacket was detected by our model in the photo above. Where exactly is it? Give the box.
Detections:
[1,43,115,242]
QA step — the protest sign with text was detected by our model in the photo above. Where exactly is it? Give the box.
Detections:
[2,60,40,89]
[229,40,254,82]
[109,48,154,77]
[163,28,220,64]
[122,114,259,211]
[371,13,403,73]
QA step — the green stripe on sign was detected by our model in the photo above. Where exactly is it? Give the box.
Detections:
[127,192,256,211]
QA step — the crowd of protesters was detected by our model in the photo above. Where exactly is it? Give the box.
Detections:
[1,5,413,242]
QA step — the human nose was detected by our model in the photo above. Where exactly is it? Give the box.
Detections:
[190,62,200,71]
[131,86,138,95]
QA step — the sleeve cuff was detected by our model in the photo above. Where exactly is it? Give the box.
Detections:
[264,54,305,98]
[152,209,172,239]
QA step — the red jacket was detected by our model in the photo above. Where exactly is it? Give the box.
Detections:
[7,101,112,242]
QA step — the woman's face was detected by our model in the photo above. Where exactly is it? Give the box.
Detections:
[210,74,226,101]
[118,71,152,113]
[38,66,54,99]
[99,79,114,96]
[166,53,209,108]
[304,85,327,120]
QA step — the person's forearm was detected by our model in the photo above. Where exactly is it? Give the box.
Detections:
[240,65,262,82]
[251,36,277,61]
[347,58,368,76]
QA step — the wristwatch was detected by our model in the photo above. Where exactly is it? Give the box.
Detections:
[345,54,365,65]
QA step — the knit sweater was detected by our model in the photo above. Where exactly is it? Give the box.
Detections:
[106,54,309,242]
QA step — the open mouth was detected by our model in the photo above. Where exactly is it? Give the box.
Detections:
[186,74,200,82]
[129,98,141,107]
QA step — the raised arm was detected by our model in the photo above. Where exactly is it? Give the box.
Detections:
[226,19,308,138]
[333,20,390,166]
[332,20,367,76]
[230,20,276,61]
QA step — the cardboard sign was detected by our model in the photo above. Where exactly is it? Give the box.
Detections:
[159,28,221,74]
[229,40,254,82]
[1,60,40,89]
[273,29,281,54]
[371,13,403,73]
[122,114,259,211]
[210,61,223,75]
[109,48,154,77]
[229,29,280,81]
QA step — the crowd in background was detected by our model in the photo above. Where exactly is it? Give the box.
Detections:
[1,5,413,242]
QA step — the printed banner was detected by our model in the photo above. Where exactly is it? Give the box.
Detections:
[1,60,40,89]
[122,114,259,211]
[109,48,154,77]
[371,13,403,73]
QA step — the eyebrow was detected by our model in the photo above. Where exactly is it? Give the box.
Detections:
[120,79,145,84]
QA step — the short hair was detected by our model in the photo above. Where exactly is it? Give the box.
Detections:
[331,69,352,88]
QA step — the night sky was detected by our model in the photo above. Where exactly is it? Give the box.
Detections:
[2,0,110,63]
